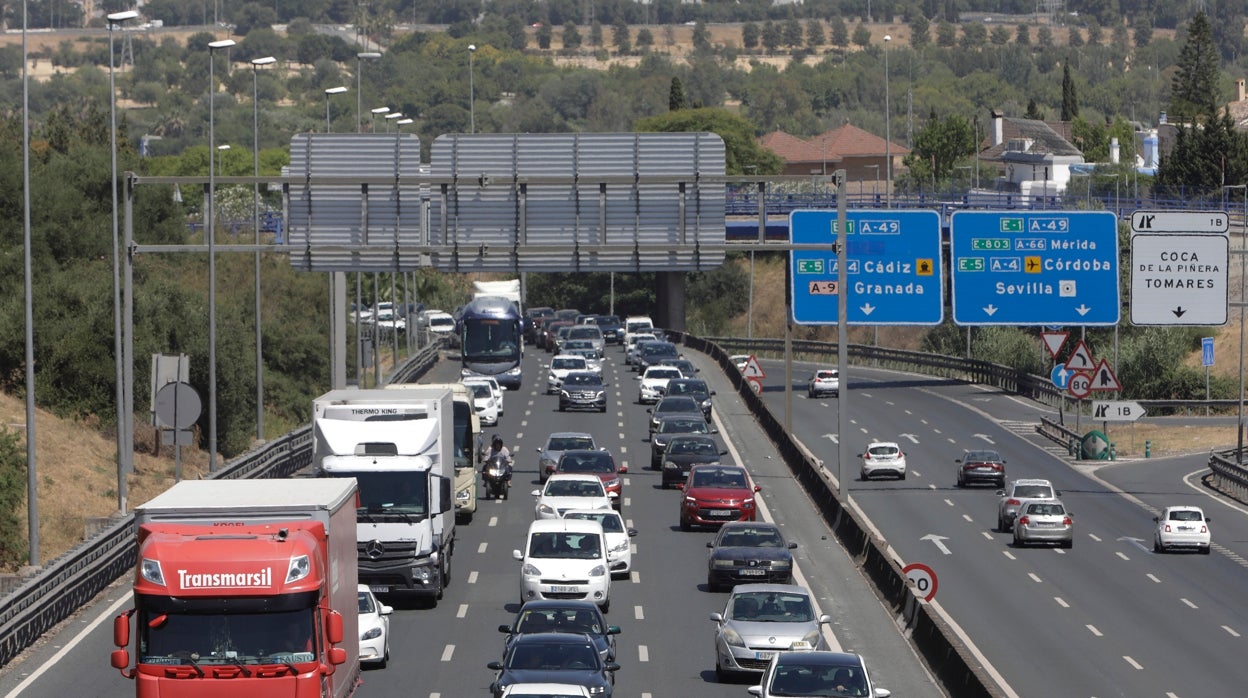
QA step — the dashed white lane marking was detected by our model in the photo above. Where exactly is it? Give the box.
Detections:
[1181,598,1198,609]
[1116,551,1130,561]
[1146,573,1161,583]
[630,571,640,583]
[943,499,955,507]
[468,571,479,584]
[489,516,499,527]
[634,605,645,620]
[441,645,455,661]
[981,531,994,540]
[1027,572,1042,583]
[457,604,468,618]
[1123,656,1142,670]
[1087,625,1103,637]
[1088,533,1102,542]
[1002,551,1016,560]
[639,645,649,662]
[1055,597,1069,608]
[1223,625,1240,637]
[478,542,488,554]
[962,514,973,523]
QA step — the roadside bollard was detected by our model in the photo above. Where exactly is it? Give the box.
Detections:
[1145,440,1151,458]
[1069,438,1078,458]
[1109,443,1116,460]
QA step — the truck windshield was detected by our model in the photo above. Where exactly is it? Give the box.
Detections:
[139,608,316,666]
[347,472,430,516]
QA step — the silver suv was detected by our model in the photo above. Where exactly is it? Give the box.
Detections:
[997,478,1060,532]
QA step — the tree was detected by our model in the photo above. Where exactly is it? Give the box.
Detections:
[589,21,603,48]
[852,23,872,49]
[1068,27,1084,48]
[960,22,987,50]
[1025,98,1044,120]
[1132,15,1153,48]
[669,77,686,111]
[1086,20,1103,46]
[830,17,848,48]
[634,107,784,175]
[902,109,976,185]
[990,25,1011,46]
[783,19,804,49]
[612,19,631,55]
[1061,64,1078,121]
[1170,11,1220,122]
[762,21,782,53]
[742,22,760,51]
[1037,26,1053,48]
[936,21,956,48]
[805,20,825,50]
[561,21,582,52]
[636,27,654,51]
[1156,111,1248,196]
[1015,24,1030,46]
[536,23,553,50]
[692,21,711,52]
[908,14,930,49]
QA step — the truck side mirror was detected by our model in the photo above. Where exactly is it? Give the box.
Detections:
[440,477,453,514]
[110,649,131,673]
[327,647,347,667]
[326,610,344,644]
[113,613,130,647]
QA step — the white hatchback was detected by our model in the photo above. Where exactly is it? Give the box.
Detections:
[1154,505,1212,554]
[546,354,589,394]
[563,509,638,577]
[860,441,906,480]
[357,584,392,668]
[514,518,612,612]
[464,375,505,414]
[637,366,683,404]
[532,474,616,519]
[464,380,501,426]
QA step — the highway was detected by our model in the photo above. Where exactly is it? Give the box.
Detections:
[3,341,1245,697]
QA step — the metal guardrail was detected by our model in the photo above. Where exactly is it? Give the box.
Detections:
[0,342,441,670]
[1209,450,1248,502]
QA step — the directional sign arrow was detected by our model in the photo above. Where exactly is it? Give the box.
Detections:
[1076,305,1091,316]
[821,433,839,444]
[898,434,919,444]
[861,303,876,316]
[983,304,998,316]
[921,534,952,555]
[1118,537,1151,553]
[973,433,996,445]
[1172,307,1187,318]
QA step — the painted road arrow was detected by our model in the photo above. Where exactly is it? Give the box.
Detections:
[921,534,952,555]
[973,433,996,445]
[821,433,839,444]
[1118,537,1151,553]
[898,433,919,443]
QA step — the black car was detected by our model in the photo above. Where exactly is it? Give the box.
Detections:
[650,415,715,469]
[524,306,555,344]
[559,372,609,412]
[662,378,715,420]
[593,315,624,343]
[498,600,621,663]
[956,449,1007,488]
[656,357,699,377]
[646,395,704,435]
[705,522,797,592]
[633,341,680,372]
[659,435,727,488]
[487,632,619,698]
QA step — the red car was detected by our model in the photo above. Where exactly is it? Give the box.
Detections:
[677,464,760,531]
[555,450,627,511]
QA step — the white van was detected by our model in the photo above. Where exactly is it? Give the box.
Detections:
[513,518,612,612]
[622,316,655,351]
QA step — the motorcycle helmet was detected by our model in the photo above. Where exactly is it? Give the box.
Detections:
[491,434,503,450]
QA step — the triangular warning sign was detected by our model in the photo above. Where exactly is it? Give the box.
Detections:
[1041,331,1068,359]
[1089,359,1122,392]
[1066,340,1095,371]
[742,355,766,379]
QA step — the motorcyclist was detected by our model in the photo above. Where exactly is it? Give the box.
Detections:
[483,434,513,483]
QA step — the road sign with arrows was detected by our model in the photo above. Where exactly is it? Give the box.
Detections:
[1129,232,1228,326]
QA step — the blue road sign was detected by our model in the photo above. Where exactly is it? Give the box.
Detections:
[1202,337,1215,367]
[950,211,1120,326]
[789,210,944,325]
[1051,363,1071,390]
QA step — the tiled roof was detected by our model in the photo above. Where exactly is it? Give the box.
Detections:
[758,124,909,163]
[980,117,1083,159]
[757,130,821,162]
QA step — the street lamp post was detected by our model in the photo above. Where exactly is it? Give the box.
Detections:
[107,9,137,508]
[207,38,235,471]
[385,111,403,133]
[396,118,413,130]
[356,52,381,133]
[324,86,348,132]
[1225,185,1248,462]
[370,106,389,132]
[251,56,274,442]
[883,34,891,208]
[866,164,879,200]
[468,44,477,133]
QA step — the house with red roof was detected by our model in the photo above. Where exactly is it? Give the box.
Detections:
[758,123,909,194]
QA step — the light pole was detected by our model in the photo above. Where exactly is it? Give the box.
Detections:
[396,118,413,130]
[385,111,404,133]
[468,44,477,133]
[1225,185,1247,462]
[207,38,235,471]
[107,9,137,509]
[370,106,389,131]
[356,51,381,133]
[251,56,273,442]
[883,34,891,208]
[324,86,348,132]
[866,164,879,200]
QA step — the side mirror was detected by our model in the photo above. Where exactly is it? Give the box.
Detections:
[487,661,505,671]
[327,646,347,667]
[619,464,628,473]
[753,485,762,492]
[995,489,1005,496]
[498,624,513,634]
[531,489,541,497]
[720,450,728,455]
[706,541,714,548]
[110,649,130,672]
[709,612,724,622]
[607,625,621,635]
[380,605,393,616]
[1055,490,1062,496]
[326,610,344,644]
[788,542,798,549]
[513,550,523,561]
[605,663,621,672]
[818,614,832,624]
[627,528,638,537]
[113,613,131,648]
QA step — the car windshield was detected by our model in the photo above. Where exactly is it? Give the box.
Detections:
[965,450,1001,462]
[719,526,784,548]
[564,374,602,387]
[552,358,586,370]
[728,591,814,622]
[506,640,599,670]
[559,454,614,473]
[527,532,602,560]
[656,397,700,414]
[641,343,678,358]
[467,383,492,399]
[566,511,624,533]
[815,370,837,379]
[548,436,595,451]
[771,660,866,697]
[1025,503,1065,516]
[646,368,681,380]
[516,608,604,635]
[666,380,708,396]
[357,591,377,614]
[1169,510,1204,521]
[690,468,748,489]
[660,418,707,434]
[671,439,717,456]
[545,480,606,498]
[1014,484,1053,498]
[569,328,600,340]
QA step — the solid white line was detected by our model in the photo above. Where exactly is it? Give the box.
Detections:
[1087,625,1103,637]
[4,590,133,697]
[1055,597,1069,608]
[468,571,479,585]
[457,604,468,618]
[634,605,644,620]
[1181,598,1198,609]
[1223,625,1240,637]
[1146,573,1161,583]
[440,645,455,661]
[1123,656,1142,670]
[928,598,1021,698]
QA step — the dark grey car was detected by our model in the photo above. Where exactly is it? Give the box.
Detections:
[487,632,619,698]
[659,435,727,488]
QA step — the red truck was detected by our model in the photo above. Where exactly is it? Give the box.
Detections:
[110,478,361,698]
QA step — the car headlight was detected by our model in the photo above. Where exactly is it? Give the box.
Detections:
[506,366,521,376]
[589,564,607,577]
[522,562,542,576]
[588,685,607,695]
[685,496,697,505]
[362,626,383,641]
[663,461,679,470]
[560,390,571,398]
[702,399,712,408]
[610,540,629,553]
[802,628,822,646]
[743,498,755,507]
[456,488,471,502]
[773,558,792,569]
[720,626,745,647]
[711,559,735,569]
[603,477,620,489]
[537,503,556,516]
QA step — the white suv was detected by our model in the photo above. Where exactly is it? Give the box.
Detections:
[514,518,612,612]
[637,366,682,404]
[996,479,1060,532]
[546,354,589,394]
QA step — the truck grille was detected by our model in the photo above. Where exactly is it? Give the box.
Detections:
[358,540,419,563]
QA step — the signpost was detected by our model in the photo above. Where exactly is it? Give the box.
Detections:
[789,210,944,325]
[1130,210,1229,233]
[1129,233,1229,326]
[950,211,1120,325]
[902,562,938,602]
[1092,400,1146,422]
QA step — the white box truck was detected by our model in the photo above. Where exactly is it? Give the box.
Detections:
[312,387,455,603]
[386,381,479,523]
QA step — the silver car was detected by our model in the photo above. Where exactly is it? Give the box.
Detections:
[996,478,1060,532]
[536,432,598,484]
[710,584,830,681]
[1012,499,1073,548]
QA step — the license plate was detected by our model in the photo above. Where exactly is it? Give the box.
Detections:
[739,569,766,576]
[706,510,733,518]
[369,585,390,594]
[549,585,578,593]
[755,651,776,661]
[1177,526,1193,532]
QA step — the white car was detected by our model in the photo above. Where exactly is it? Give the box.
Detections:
[420,310,456,337]
[624,333,658,365]
[1153,505,1212,554]
[807,369,839,398]
[501,684,591,698]
[532,474,616,520]
[357,584,392,668]
[636,365,683,404]
[748,647,890,698]
[621,316,655,350]
[464,380,501,426]
[546,354,589,394]
[860,441,906,480]
[563,509,638,577]
[513,518,612,612]
[464,375,505,414]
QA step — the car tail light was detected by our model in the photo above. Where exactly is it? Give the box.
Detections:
[1164,524,1173,532]
[863,453,871,460]
[1007,498,1021,506]
[1201,525,1208,533]
[1062,516,1073,526]
[991,463,1003,471]
[1018,515,1030,526]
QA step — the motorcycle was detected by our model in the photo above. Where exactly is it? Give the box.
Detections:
[481,455,511,500]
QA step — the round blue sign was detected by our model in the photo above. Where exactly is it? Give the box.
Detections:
[1050,363,1071,390]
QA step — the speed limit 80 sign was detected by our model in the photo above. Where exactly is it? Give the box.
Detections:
[902,562,938,602]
